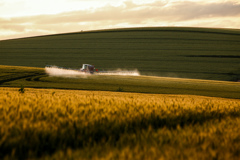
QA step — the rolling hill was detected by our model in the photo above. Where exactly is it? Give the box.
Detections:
[0,27,240,81]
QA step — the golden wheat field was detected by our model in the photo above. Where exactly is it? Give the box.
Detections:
[0,87,240,160]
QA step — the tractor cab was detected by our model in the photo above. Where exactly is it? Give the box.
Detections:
[80,64,95,73]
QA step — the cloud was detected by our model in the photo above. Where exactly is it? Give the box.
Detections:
[24,1,240,24]
[1,0,240,40]
[168,1,240,20]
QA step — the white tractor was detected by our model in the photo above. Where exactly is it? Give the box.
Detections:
[80,64,97,74]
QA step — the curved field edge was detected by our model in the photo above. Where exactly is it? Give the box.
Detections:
[1,65,240,99]
[0,87,240,159]
[4,27,240,41]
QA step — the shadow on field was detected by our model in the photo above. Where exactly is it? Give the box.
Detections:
[1,109,240,159]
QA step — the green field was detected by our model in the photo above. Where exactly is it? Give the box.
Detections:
[1,65,240,99]
[1,27,240,81]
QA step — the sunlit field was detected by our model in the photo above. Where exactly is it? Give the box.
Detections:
[1,87,240,159]
[1,65,240,99]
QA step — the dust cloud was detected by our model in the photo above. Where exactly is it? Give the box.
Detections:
[45,66,140,78]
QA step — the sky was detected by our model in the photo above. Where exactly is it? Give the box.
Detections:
[0,0,240,40]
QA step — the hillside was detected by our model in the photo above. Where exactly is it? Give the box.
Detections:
[0,27,240,81]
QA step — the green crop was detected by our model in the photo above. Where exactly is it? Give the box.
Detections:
[1,27,240,81]
[1,65,240,99]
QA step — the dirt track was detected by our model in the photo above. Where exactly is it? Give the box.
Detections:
[0,72,45,85]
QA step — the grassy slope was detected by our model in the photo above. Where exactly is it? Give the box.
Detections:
[1,65,240,99]
[1,27,240,81]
